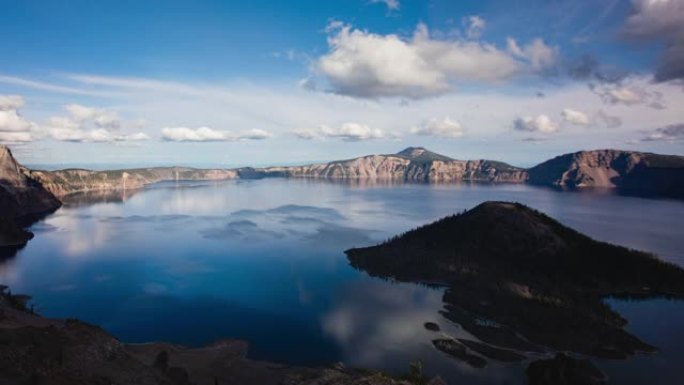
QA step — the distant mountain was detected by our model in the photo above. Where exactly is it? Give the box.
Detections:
[394,146,454,163]
[261,147,527,183]
[528,149,684,198]
[3,145,684,199]
[347,202,684,360]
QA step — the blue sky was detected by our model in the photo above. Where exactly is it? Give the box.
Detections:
[1,0,683,167]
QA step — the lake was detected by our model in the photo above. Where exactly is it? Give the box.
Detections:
[1,178,683,384]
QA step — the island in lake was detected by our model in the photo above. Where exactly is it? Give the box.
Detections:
[347,201,684,382]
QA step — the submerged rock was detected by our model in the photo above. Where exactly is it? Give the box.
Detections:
[432,339,488,368]
[424,322,440,332]
[527,353,607,385]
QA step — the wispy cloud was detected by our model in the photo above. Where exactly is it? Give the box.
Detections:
[161,127,271,142]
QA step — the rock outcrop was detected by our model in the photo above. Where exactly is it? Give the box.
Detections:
[0,146,61,255]
[528,149,684,198]
[0,145,61,220]
[346,202,684,364]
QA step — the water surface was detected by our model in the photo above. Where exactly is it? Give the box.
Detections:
[1,179,683,384]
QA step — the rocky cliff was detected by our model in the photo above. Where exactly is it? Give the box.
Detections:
[528,149,684,198]
[264,147,528,183]
[30,167,238,197]
[0,146,61,253]
[0,146,61,220]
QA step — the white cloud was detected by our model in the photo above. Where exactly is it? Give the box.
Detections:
[410,116,464,138]
[316,22,557,98]
[0,132,32,143]
[64,104,121,128]
[0,95,25,111]
[293,122,386,141]
[161,126,271,142]
[561,108,591,126]
[465,16,486,39]
[0,95,35,143]
[0,109,34,132]
[513,114,558,133]
[623,0,684,81]
[44,104,148,143]
[370,0,399,11]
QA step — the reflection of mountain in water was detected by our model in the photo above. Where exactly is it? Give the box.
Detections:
[346,202,684,367]
[60,189,141,207]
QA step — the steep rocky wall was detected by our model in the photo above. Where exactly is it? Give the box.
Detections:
[30,167,238,197]
[528,149,684,198]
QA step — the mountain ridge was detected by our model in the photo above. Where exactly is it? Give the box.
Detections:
[3,145,684,199]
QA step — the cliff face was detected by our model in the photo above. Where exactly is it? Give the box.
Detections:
[271,148,528,183]
[0,146,61,220]
[528,149,684,197]
[0,145,61,253]
[31,167,238,197]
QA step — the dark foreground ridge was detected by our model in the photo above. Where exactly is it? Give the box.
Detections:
[346,201,684,372]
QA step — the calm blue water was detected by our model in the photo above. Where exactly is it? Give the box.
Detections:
[1,179,683,384]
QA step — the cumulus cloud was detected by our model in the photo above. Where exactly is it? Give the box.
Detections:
[161,127,271,142]
[293,122,386,141]
[315,22,557,98]
[641,123,684,141]
[410,116,464,138]
[64,104,121,128]
[513,114,558,133]
[370,0,399,11]
[0,95,36,143]
[45,104,149,143]
[623,0,684,81]
[561,108,591,126]
[465,16,486,39]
